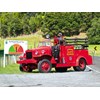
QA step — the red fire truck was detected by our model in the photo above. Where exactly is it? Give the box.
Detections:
[17,38,92,73]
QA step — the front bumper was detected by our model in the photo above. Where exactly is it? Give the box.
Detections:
[17,59,37,64]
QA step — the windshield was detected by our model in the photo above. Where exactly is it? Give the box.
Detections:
[38,41,51,47]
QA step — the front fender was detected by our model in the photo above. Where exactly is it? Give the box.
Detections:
[17,59,37,64]
[34,55,56,64]
[76,55,93,66]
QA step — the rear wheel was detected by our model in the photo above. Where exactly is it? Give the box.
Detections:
[38,59,52,73]
[55,67,67,72]
[19,64,32,72]
[73,58,86,71]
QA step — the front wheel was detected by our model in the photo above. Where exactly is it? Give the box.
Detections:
[73,58,86,71]
[19,64,32,72]
[38,59,52,73]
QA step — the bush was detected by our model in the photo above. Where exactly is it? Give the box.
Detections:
[87,18,100,44]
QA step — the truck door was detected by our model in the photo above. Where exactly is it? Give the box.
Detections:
[65,46,75,65]
[59,46,75,65]
[59,45,75,64]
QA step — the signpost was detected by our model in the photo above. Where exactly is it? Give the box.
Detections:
[3,40,28,67]
[93,46,97,64]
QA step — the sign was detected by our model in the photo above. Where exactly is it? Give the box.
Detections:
[94,46,97,51]
[67,49,74,55]
[3,40,28,67]
[4,40,28,54]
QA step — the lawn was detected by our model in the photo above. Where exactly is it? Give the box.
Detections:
[0,30,43,50]
[0,64,22,74]
[0,64,40,74]
[88,45,100,56]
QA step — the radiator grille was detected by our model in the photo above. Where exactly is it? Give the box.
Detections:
[26,52,32,59]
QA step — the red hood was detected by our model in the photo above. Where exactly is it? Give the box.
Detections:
[35,46,51,50]
[26,46,52,57]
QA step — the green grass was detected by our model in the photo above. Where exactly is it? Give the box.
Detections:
[0,30,43,50]
[88,45,100,56]
[0,63,56,74]
[0,64,22,74]
[0,64,40,74]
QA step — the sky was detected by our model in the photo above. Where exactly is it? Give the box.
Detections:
[0,0,99,12]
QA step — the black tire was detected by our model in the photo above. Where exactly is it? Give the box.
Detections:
[19,64,32,72]
[38,59,52,73]
[19,64,24,72]
[73,58,86,71]
[55,67,67,72]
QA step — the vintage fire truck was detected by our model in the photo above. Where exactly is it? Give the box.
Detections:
[17,37,92,73]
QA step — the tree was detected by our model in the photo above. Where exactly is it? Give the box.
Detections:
[41,12,93,37]
[0,12,100,41]
[87,18,100,44]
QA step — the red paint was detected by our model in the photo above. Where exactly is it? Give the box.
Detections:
[17,40,93,72]
[41,62,50,72]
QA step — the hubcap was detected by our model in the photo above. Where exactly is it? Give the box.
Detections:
[41,62,50,72]
[23,66,29,72]
[79,59,85,69]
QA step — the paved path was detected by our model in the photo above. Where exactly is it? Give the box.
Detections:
[0,56,100,87]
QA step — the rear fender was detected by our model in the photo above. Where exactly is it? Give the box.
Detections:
[76,56,87,66]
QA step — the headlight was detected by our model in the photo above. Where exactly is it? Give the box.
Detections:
[41,50,45,54]
[35,51,38,55]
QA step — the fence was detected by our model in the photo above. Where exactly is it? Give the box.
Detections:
[0,50,20,67]
[0,50,3,67]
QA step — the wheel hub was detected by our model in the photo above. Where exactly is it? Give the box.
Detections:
[79,60,85,69]
[41,62,50,72]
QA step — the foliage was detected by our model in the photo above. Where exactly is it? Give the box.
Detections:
[87,18,100,44]
[0,12,100,44]
[0,12,41,37]
[41,12,100,37]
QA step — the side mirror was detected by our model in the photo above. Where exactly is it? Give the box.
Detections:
[46,34,50,39]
